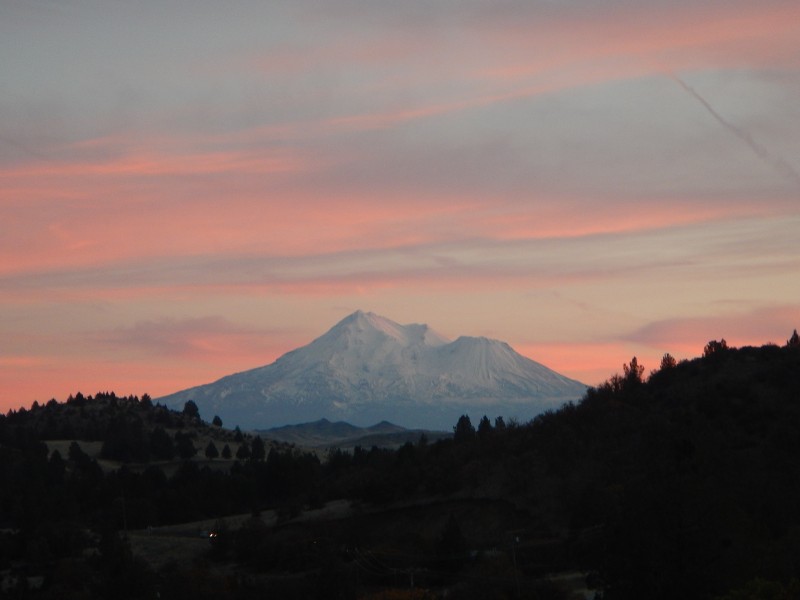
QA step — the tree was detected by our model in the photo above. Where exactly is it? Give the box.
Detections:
[175,432,197,460]
[182,400,200,420]
[660,353,677,370]
[250,436,266,461]
[221,444,232,459]
[101,417,148,463]
[205,440,219,460]
[623,356,645,384]
[150,427,175,460]
[48,449,66,484]
[704,339,729,358]
[212,415,223,427]
[787,329,800,348]
[236,442,251,460]
[68,441,88,463]
[477,415,493,439]
[494,416,506,430]
[453,415,476,444]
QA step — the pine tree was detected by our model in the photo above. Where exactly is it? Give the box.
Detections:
[623,356,645,383]
[787,329,800,348]
[453,415,476,443]
[250,436,266,461]
[477,415,493,439]
[182,400,200,419]
[175,432,197,460]
[205,440,219,460]
[660,353,677,370]
[236,442,250,460]
[704,339,728,358]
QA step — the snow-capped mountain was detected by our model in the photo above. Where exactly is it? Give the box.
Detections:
[157,311,588,430]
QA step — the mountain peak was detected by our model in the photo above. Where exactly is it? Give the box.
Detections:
[327,310,450,348]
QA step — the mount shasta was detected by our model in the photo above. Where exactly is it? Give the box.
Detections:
[158,311,588,430]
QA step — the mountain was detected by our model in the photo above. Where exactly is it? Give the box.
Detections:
[157,310,588,430]
[257,418,449,449]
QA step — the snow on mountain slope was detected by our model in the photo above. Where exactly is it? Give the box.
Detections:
[157,311,588,430]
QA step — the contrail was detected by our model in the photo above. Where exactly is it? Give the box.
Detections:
[669,73,800,188]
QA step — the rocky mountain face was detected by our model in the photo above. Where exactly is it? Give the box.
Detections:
[158,311,588,430]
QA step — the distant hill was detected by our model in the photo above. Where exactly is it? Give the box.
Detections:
[258,418,450,449]
[158,310,587,430]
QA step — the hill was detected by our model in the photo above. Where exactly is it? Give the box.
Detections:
[0,391,266,469]
[158,310,587,430]
[258,418,450,449]
[2,335,800,598]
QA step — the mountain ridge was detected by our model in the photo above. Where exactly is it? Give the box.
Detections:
[257,417,448,449]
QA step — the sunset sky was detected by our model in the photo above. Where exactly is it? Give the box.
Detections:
[2,0,800,412]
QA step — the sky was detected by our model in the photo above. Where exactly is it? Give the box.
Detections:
[2,0,800,412]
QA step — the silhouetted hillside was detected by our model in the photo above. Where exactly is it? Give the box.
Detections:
[2,337,800,598]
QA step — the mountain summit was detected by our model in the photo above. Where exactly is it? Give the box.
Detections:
[157,311,587,430]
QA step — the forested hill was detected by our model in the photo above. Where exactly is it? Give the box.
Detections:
[533,338,800,599]
[1,337,800,599]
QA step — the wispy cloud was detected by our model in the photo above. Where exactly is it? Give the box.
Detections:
[625,305,800,351]
[95,316,294,362]
[4,214,798,297]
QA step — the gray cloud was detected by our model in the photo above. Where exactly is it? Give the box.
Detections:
[95,316,292,358]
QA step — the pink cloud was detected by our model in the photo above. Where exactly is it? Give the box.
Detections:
[0,145,310,181]
[515,341,636,387]
[6,144,791,282]
[475,2,800,72]
[0,318,303,412]
[625,305,800,354]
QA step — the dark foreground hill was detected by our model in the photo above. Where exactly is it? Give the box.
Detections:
[2,337,800,599]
